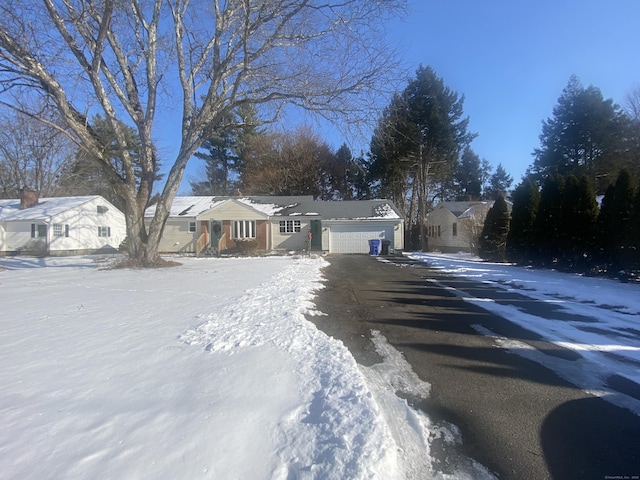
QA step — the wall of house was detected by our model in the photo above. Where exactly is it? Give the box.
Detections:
[153,218,197,253]
[1,221,43,254]
[197,200,267,222]
[270,217,313,252]
[427,207,469,253]
[1,197,126,256]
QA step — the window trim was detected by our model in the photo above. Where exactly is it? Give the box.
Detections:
[98,226,111,238]
[31,224,47,238]
[279,219,301,234]
[233,220,256,239]
[188,221,197,233]
[52,223,69,237]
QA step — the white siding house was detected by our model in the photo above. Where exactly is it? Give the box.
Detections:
[426,201,494,254]
[0,194,126,256]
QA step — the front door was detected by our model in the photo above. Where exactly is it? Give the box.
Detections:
[310,220,322,250]
[210,221,223,249]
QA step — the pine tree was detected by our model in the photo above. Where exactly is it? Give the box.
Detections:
[630,181,640,270]
[560,175,599,268]
[479,192,510,262]
[485,163,513,199]
[598,169,637,271]
[534,175,565,266]
[506,177,540,264]
[453,147,488,200]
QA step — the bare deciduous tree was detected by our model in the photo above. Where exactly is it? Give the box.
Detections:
[0,105,74,198]
[0,0,404,265]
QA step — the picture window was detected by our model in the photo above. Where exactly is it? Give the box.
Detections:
[279,220,301,234]
[233,220,256,239]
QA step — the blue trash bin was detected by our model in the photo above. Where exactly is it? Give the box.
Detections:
[369,239,381,255]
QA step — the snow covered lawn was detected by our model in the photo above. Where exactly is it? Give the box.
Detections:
[1,255,461,480]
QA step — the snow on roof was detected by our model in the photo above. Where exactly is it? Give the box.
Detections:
[277,200,402,220]
[0,196,102,222]
[145,196,312,218]
[146,196,401,220]
[145,196,227,217]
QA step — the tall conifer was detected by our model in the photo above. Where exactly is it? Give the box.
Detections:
[479,192,511,262]
[506,177,540,264]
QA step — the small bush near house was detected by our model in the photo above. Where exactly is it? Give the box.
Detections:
[17,239,47,256]
[235,239,259,256]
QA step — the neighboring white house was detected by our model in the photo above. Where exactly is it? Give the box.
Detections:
[145,195,404,255]
[426,201,495,254]
[0,191,126,256]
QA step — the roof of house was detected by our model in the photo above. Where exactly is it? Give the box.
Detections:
[0,196,105,222]
[434,201,491,218]
[278,199,402,220]
[148,196,402,221]
[145,196,314,218]
[431,200,512,219]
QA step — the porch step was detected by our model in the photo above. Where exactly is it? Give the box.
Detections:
[199,246,218,257]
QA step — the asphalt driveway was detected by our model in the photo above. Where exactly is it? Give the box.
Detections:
[308,254,640,480]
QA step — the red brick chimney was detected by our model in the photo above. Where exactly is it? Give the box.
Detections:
[20,188,39,209]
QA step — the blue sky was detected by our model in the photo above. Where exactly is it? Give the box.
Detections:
[172,0,640,193]
[385,0,640,184]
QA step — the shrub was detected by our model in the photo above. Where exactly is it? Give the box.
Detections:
[235,238,259,256]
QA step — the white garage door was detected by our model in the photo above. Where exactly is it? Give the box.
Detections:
[329,223,394,253]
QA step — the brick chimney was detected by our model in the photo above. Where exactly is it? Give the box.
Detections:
[20,188,39,209]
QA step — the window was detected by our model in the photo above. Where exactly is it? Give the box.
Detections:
[279,220,301,234]
[31,224,47,238]
[233,220,256,239]
[438,225,441,237]
[188,221,196,233]
[53,224,69,237]
[452,222,457,237]
[98,226,111,237]
[97,205,108,214]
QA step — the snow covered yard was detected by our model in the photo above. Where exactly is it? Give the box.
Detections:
[0,255,468,480]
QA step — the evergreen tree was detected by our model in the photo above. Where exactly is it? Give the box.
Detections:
[598,169,637,270]
[530,75,629,192]
[370,65,475,250]
[560,175,599,268]
[335,145,373,200]
[506,177,540,264]
[534,175,565,266]
[191,105,263,196]
[453,147,489,200]
[485,163,513,199]
[479,192,510,262]
[630,181,640,270]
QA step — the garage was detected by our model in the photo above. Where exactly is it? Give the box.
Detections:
[328,222,395,254]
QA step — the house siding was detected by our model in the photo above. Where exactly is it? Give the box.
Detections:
[427,207,467,252]
[0,196,126,256]
[196,200,268,222]
[154,218,197,253]
[270,217,313,252]
[426,202,494,253]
